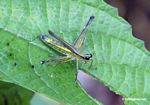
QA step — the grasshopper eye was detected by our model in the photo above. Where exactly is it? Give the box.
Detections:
[83,54,92,60]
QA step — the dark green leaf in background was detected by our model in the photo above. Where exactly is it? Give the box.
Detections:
[0,81,33,105]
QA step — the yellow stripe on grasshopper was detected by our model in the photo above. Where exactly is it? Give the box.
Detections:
[40,35,73,55]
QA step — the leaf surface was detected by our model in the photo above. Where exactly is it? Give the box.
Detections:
[0,0,150,105]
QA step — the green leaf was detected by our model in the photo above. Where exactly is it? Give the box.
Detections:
[0,81,33,105]
[0,29,99,105]
[0,0,150,105]
[31,93,62,105]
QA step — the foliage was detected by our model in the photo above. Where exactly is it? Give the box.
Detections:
[0,0,150,105]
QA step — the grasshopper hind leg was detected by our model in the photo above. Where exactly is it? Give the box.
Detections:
[40,56,73,66]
